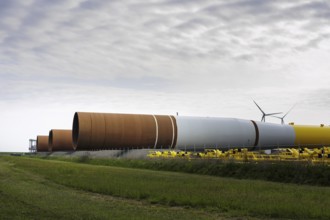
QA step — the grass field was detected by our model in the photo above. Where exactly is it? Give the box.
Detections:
[1,156,330,219]
[45,155,330,186]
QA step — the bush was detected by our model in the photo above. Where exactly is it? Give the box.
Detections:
[77,152,91,163]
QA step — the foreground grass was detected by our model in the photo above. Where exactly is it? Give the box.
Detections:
[46,155,330,186]
[0,157,227,220]
[2,156,330,219]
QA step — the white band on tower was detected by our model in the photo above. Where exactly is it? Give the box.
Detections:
[152,115,159,149]
[169,115,175,149]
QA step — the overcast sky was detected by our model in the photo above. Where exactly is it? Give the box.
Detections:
[1,0,330,152]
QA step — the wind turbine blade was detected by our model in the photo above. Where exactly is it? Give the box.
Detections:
[253,100,265,114]
[283,104,296,118]
[266,112,282,116]
[270,115,282,119]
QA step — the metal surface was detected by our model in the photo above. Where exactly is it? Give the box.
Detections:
[256,122,295,148]
[73,112,177,150]
[36,135,48,152]
[175,116,256,150]
[71,112,330,151]
[48,129,73,151]
[292,125,330,147]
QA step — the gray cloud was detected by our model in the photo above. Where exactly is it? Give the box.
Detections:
[0,0,328,84]
[300,88,330,109]
[1,0,330,151]
[78,0,114,10]
[1,0,329,68]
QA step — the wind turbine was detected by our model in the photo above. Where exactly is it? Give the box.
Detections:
[272,104,296,125]
[253,100,282,122]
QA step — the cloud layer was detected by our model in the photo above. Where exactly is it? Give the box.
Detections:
[1,0,330,151]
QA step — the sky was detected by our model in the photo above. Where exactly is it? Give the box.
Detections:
[1,0,330,152]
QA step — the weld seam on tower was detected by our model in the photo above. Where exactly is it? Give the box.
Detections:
[251,120,259,150]
[102,114,106,149]
[152,115,159,149]
[89,113,93,149]
[169,115,175,149]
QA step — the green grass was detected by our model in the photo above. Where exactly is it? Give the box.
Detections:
[1,156,330,219]
[43,155,330,186]
[0,157,228,220]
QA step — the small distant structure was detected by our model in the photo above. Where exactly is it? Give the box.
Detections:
[29,139,36,153]
[271,104,296,125]
[253,100,282,122]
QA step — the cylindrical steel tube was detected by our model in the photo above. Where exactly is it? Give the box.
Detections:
[175,117,256,150]
[292,125,330,147]
[48,129,73,151]
[72,112,330,151]
[73,112,177,150]
[256,121,295,148]
[36,135,49,152]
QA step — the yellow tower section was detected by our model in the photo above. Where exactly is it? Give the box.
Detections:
[291,125,330,147]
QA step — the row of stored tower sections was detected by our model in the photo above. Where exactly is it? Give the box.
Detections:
[36,112,330,152]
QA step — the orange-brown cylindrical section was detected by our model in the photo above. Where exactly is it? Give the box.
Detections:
[104,114,156,149]
[154,115,177,149]
[36,135,49,152]
[73,112,177,150]
[49,129,73,151]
